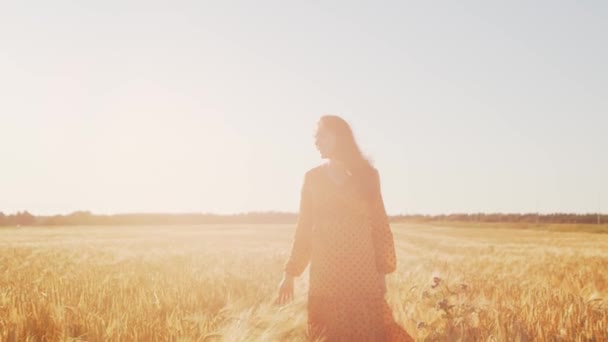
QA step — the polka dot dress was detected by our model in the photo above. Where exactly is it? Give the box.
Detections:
[284,164,413,342]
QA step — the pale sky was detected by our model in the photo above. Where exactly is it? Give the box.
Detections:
[1,1,607,216]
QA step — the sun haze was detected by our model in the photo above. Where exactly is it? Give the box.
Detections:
[1,1,607,215]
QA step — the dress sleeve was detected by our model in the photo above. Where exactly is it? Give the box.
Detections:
[370,168,397,274]
[284,172,314,277]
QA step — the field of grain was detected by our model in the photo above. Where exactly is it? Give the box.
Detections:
[1,224,607,341]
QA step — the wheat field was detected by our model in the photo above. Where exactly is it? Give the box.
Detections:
[0,224,607,341]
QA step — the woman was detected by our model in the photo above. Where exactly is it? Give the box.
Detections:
[277,115,413,341]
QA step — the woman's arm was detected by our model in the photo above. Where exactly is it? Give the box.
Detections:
[370,168,397,274]
[283,171,314,277]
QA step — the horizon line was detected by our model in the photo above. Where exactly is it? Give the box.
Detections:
[2,210,606,217]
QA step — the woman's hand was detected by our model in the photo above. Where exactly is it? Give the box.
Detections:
[276,273,294,305]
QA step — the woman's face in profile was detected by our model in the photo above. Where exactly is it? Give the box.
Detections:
[315,123,336,159]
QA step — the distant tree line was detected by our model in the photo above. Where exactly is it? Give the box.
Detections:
[0,211,298,226]
[392,213,606,224]
[0,211,605,226]
[0,211,36,226]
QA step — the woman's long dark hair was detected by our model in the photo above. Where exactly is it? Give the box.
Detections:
[319,115,377,200]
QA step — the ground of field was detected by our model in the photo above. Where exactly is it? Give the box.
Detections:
[1,224,607,341]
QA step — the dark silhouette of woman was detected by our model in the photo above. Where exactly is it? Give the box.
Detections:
[277,115,413,341]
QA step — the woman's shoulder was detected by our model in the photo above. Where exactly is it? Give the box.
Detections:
[304,162,328,180]
[304,162,329,183]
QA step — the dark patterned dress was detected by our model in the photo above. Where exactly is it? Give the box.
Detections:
[284,163,413,341]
